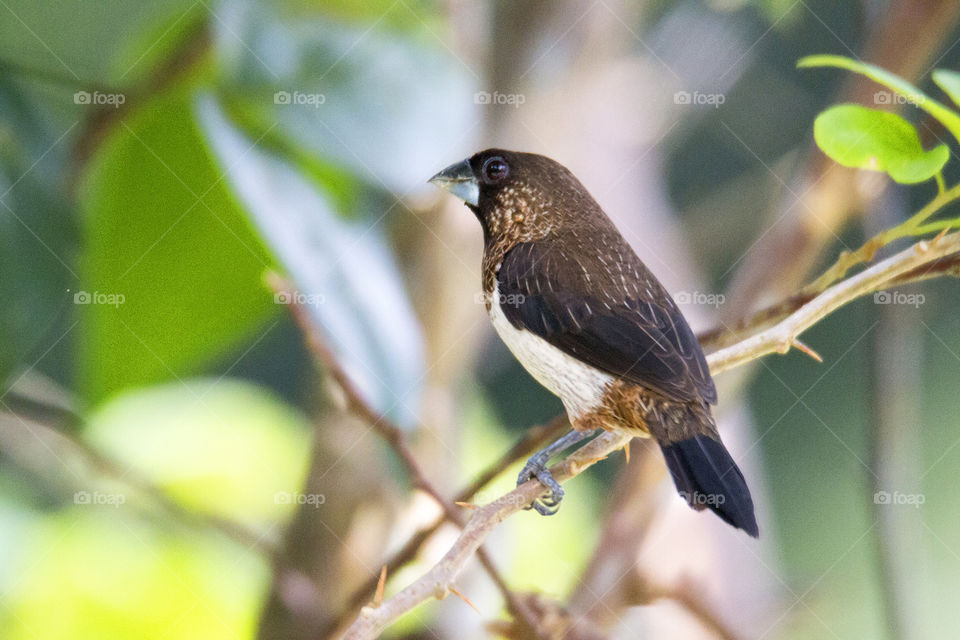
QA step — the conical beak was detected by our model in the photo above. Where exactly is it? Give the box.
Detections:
[428,159,478,206]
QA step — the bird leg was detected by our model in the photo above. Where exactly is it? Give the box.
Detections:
[517,428,601,515]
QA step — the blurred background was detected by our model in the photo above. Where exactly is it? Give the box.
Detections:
[1,0,959,638]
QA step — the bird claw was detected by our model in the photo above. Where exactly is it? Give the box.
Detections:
[517,455,565,516]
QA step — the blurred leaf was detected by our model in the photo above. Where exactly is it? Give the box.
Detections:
[0,77,77,384]
[212,0,476,192]
[263,0,440,31]
[77,87,277,403]
[1,508,265,640]
[196,95,425,427]
[107,4,208,87]
[813,104,949,184]
[86,379,312,525]
[0,1,198,85]
[933,69,960,109]
[798,54,960,145]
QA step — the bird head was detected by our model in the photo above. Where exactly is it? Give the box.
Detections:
[429,149,598,243]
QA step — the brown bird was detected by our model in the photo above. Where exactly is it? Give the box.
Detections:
[429,149,758,537]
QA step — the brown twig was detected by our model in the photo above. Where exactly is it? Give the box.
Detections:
[708,232,960,374]
[266,272,548,638]
[634,577,744,640]
[326,412,567,635]
[697,249,960,352]
[340,429,633,640]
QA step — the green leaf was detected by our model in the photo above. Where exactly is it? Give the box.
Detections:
[86,379,312,525]
[933,69,960,109]
[2,508,265,639]
[799,54,960,145]
[77,87,278,403]
[0,77,77,385]
[0,0,198,86]
[196,95,425,428]
[212,0,474,192]
[813,104,949,184]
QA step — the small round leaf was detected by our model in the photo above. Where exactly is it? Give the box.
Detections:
[813,104,949,184]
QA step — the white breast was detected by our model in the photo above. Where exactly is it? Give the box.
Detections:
[488,282,614,421]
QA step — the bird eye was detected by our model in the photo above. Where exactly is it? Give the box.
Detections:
[481,156,510,184]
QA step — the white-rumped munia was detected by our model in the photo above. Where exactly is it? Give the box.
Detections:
[429,149,757,537]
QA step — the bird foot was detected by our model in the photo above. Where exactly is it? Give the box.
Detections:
[517,454,565,516]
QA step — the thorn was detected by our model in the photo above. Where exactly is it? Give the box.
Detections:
[791,338,823,363]
[623,443,630,464]
[450,587,481,615]
[373,565,387,608]
[571,455,608,474]
[455,501,478,510]
[934,226,951,243]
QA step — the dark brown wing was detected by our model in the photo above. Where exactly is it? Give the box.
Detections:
[497,239,716,404]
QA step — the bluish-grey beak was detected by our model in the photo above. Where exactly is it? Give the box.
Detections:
[428,159,479,206]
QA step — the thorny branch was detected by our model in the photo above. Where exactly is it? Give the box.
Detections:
[266,273,549,638]
[337,231,960,640]
[697,249,960,352]
[707,231,960,374]
[326,414,568,636]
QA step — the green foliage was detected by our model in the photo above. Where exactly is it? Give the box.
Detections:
[1,509,266,640]
[212,0,473,192]
[77,87,278,403]
[812,104,948,184]
[0,78,75,383]
[800,54,960,291]
[197,96,425,427]
[798,54,960,145]
[86,380,313,526]
[0,0,193,84]
[932,69,960,109]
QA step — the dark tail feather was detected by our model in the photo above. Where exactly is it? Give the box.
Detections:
[660,435,759,537]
